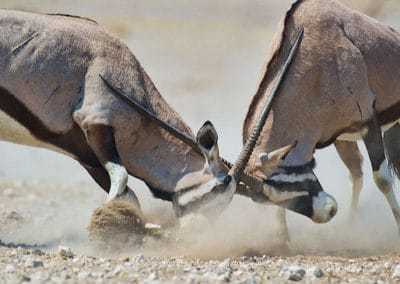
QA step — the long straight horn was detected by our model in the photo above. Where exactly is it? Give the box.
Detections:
[228,28,304,182]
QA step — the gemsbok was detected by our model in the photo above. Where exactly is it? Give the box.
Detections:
[242,0,400,243]
[0,9,337,228]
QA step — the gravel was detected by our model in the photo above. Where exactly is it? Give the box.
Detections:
[0,246,398,283]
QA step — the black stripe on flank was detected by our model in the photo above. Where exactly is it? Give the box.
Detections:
[0,85,99,166]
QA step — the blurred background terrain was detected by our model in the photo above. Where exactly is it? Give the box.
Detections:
[0,0,400,255]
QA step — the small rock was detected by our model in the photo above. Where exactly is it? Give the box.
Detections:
[134,254,146,263]
[202,272,219,281]
[145,223,161,230]
[384,262,392,269]
[218,271,231,282]
[31,271,49,281]
[148,272,158,281]
[239,275,258,284]
[280,266,306,281]
[91,271,104,279]
[392,264,400,279]
[218,258,231,271]
[78,271,91,280]
[32,249,45,256]
[58,245,74,258]
[307,266,324,278]
[25,257,44,268]
[20,275,31,282]
[5,264,15,273]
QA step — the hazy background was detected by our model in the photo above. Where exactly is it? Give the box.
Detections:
[0,0,400,256]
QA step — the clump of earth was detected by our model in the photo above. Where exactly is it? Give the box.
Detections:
[87,198,163,251]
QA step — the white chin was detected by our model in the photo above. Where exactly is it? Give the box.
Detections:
[311,191,338,223]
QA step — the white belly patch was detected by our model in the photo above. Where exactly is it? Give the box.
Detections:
[0,110,70,156]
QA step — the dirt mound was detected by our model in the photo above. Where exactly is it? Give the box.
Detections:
[0,211,24,232]
[87,198,147,250]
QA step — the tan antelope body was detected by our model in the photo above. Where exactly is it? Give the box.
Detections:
[0,9,240,223]
[243,0,400,242]
[0,9,337,231]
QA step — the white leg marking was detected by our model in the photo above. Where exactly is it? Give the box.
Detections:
[373,162,400,230]
[349,175,362,220]
[373,162,392,188]
[105,162,128,202]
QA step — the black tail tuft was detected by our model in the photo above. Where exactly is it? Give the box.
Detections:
[383,123,400,179]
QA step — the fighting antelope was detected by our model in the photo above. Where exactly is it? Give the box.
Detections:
[0,9,336,227]
[243,0,400,242]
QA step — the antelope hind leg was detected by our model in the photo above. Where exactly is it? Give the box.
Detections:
[334,140,363,220]
[363,116,400,234]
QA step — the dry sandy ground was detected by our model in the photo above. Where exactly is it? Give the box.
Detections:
[1,0,400,283]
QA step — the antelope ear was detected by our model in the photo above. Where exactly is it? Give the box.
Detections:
[259,143,295,171]
[196,121,219,161]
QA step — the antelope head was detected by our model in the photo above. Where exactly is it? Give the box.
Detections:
[173,121,236,223]
[236,28,337,223]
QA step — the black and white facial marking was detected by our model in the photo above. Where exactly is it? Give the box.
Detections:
[264,161,337,223]
[173,175,235,219]
[173,121,236,225]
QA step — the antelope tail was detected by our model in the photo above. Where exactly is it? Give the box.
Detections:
[383,123,400,179]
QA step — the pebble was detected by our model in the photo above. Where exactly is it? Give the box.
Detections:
[384,262,392,269]
[218,271,231,282]
[134,254,146,263]
[25,257,44,268]
[218,258,231,271]
[392,264,400,279]
[148,272,158,281]
[307,266,324,278]
[78,271,91,280]
[5,264,15,273]
[239,275,258,284]
[280,266,306,281]
[58,245,74,258]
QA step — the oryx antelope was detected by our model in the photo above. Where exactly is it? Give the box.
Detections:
[243,0,400,242]
[0,9,336,227]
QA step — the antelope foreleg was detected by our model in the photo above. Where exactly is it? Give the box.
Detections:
[363,116,400,234]
[81,163,141,208]
[334,140,363,220]
[84,124,128,202]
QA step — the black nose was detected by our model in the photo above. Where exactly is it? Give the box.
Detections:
[223,175,232,185]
